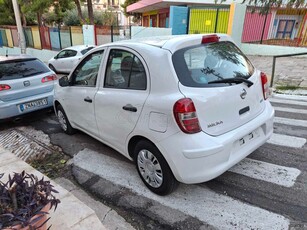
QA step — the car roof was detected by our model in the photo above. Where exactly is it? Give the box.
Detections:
[63,45,95,52]
[0,54,35,62]
[111,34,233,53]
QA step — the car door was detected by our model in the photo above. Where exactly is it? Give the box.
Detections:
[95,48,149,153]
[63,49,105,137]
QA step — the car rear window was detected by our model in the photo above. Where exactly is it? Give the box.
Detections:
[0,58,50,80]
[81,47,94,55]
[172,41,255,87]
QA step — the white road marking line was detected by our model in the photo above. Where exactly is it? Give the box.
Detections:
[274,106,307,114]
[272,94,307,102]
[274,117,307,128]
[74,149,290,230]
[229,158,301,187]
[267,133,306,148]
[270,98,307,106]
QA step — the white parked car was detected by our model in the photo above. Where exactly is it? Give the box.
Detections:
[54,34,274,195]
[48,45,95,73]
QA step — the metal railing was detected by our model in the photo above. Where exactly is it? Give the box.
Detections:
[270,52,307,87]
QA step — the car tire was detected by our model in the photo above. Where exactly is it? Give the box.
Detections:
[56,104,76,135]
[134,140,179,195]
[49,64,57,74]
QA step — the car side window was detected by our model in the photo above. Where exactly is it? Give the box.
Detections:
[57,50,67,59]
[70,50,104,87]
[67,50,77,57]
[104,49,146,90]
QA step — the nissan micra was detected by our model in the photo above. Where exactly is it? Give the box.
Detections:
[54,34,274,195]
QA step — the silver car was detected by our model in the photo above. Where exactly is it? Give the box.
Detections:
[0,55,56,120]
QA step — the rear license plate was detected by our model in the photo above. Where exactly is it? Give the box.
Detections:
[238,129,260,146]
[19,98,48,112]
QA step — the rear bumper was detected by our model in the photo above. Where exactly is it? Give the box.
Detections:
[157,101,274,184]
[0,92,53,120]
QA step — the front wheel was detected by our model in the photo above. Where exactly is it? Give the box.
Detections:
[56,104,76,135]
[134,140,179,195]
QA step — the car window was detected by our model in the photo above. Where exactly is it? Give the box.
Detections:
[70,50,104,87]
[81,47,94,55]
[172,41,254,87]
[104,49,146,90]
[67,50,77,57]
[0,59,50,80]
[57,50,67,59]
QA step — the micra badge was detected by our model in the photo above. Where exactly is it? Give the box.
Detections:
[207,120,223,128]
[240,88,247,99]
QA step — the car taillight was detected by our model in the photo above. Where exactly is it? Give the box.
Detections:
[0,84,11,91]
[42,74,57,83]
[173,98,202,134]
[201,34,219,44]
[261,72,269,100]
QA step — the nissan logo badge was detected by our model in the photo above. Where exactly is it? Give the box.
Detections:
[240,89,247,99]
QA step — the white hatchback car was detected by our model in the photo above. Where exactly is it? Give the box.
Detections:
[54,34,274,195]
[48,45,95,73]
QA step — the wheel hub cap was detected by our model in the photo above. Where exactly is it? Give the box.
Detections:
[137,149,163,188]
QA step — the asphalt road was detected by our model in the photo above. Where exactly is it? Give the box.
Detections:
[0,94,306,229]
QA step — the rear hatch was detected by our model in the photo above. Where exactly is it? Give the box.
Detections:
[172,39,265,136]
[0,58,54,102]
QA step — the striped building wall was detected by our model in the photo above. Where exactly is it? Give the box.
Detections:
[188,7,230,34]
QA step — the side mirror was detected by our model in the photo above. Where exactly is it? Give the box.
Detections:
[59,76,70,87]
[54,55,58,60]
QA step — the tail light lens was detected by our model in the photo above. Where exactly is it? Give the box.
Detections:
[0,84,11,91]
[173,98,202,134]
[261,72,269,100]
[42,74,57,83]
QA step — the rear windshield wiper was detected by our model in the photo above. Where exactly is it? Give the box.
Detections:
[208,77,253,87]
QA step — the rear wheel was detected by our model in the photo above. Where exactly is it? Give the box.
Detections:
[134,140,179,195]
[57,104,76,135]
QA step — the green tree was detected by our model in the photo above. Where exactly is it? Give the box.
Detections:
[0,0,15,25]
[121,0,141,23]
[241,0,305,14]
[73,0,86,24]
[87,0,94,24]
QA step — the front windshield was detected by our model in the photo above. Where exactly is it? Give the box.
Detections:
[172,41,254,87]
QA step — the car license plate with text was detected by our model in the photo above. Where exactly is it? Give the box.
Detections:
[19,98,48,112]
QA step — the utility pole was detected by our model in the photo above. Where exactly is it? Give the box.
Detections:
[12,0,26,54]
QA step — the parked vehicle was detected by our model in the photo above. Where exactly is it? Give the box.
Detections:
[0,55,56,120]
[54,34,274,195]
[48,45,95,73]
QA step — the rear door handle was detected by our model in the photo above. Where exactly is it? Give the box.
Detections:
[122,104,137,112]
[84,97,92,103]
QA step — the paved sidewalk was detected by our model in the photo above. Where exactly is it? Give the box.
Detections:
[0,146,106,230]
[248,55,307,89]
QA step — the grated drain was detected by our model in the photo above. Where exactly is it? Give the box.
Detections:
[0,127,61,163]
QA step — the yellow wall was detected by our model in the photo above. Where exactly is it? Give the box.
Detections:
[71,26,83,45]
[189,8,230,34]
[143,10,158,16]
[31,26,42,49]
[5,29,13,47]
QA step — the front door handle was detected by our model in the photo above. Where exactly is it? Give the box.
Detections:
[122,104,137,112]
[84,97,92,103]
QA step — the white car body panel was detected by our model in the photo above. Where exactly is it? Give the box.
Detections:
[54,34,274,185]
